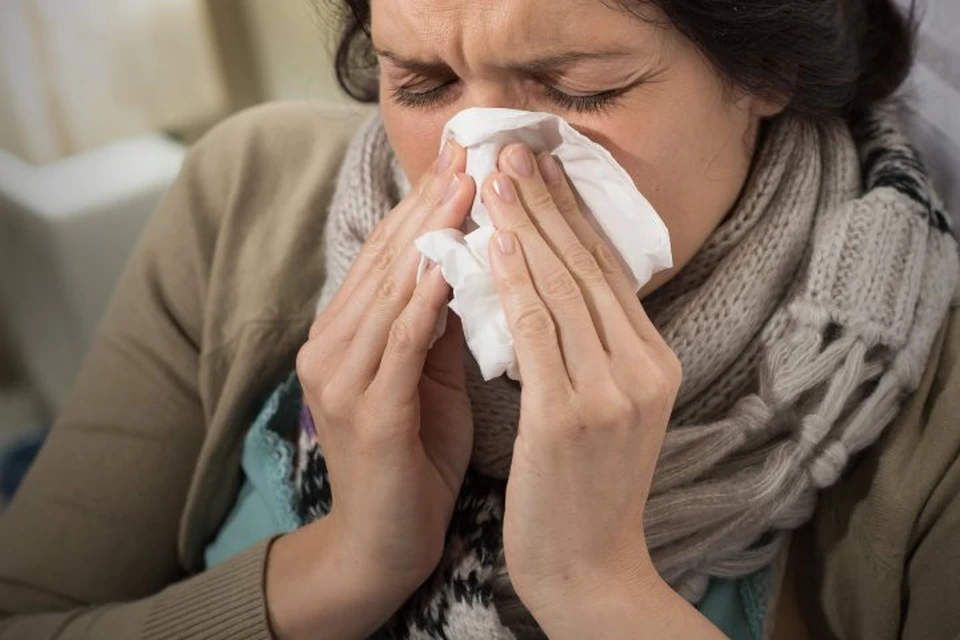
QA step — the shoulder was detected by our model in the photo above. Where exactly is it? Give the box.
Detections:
[197,100,371,157]
[182,101,373,206]
[137,101,374,354]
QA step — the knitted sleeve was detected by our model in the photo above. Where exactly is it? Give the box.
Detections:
[0,102,368,639]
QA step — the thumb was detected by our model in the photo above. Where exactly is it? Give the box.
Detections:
[423,309,466,390]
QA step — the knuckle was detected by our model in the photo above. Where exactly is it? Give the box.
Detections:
[552,187,578,212]
[417,171,449,205]
[411,273,438,304]
[414,172,433,199]
[640,348,683,402]
[588,391,636,430]
[366,220,388,251]
[295,342,314,383]
[296,341,326,388]
[318,380,352,423]
[592,242,621,275]
[500,266,532,291]
[564,245,603,281]
[387,318,418,353]
[371,242,397,277]
[663,349,684,391]
[540,269,580,303]
[512,304,555,340]
[635,368,677,412]
[376,273,399,302]
[307,315,327,340]
[508,218,538,238]
[523,185,557,211]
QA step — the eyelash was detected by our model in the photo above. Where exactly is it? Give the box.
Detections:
[391,80,628,114]
[541,84,624,114]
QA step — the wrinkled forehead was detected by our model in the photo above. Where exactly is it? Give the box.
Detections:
[371,0,661,66]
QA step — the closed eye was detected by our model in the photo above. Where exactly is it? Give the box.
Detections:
[390,77,645,114]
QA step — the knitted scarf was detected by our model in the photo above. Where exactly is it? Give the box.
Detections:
[295,106,958,639]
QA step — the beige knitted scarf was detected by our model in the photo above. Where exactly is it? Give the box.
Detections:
[302,105,958,638]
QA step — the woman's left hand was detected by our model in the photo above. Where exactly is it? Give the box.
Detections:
[483,143,693,635]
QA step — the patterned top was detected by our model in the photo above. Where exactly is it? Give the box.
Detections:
[205,373,772,639]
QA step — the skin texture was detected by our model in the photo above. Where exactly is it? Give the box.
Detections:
[266,0,784,637]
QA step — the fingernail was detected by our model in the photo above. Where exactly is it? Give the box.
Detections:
[440,174,460,204]
[538,154,561,185]
[496,230,516,255]
[508,145,534,177]
[435,138,454,174]
[493,175,515,203]
[425,258,438,272]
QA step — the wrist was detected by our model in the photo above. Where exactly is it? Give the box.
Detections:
[513,535,658,623]
[266,517,418,640]
[525,564,724,640]
[522,557,663,637]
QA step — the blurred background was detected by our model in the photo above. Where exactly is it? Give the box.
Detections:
[0,0,355,505]
[0,0,957,506]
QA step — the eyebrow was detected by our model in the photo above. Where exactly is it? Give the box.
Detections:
[374,47,635,75]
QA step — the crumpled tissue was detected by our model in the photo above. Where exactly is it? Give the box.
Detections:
[415,107,672,382]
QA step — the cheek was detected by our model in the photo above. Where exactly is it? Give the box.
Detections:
[581,88,755,281]
[596,106,753,219]
[381,100,450,184]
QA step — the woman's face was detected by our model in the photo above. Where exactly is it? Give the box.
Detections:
[372,0,782,291]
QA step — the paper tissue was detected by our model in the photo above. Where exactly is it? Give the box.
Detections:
[415,108,672,382]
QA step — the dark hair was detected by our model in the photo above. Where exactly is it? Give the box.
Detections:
[328,0,915,120]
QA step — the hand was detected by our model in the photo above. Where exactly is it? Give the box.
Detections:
[484,144,716,637]
[267,141,475,640]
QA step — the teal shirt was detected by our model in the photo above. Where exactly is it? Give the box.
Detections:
[206,376,769,639]
[204,375,301,568]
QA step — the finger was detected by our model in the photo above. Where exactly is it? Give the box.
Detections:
[487,226,571,394]
[484,170,606,387]
[311,140,467,338]
[499,144,634,350]
[315,140,462,330]
[422,309,466,392]
[333,164,472,326]
[316,167,473,350]
[531,150,665,347]
[369,262,451,401]
[337,170,475,386]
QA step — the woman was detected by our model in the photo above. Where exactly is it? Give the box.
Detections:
[1,0,958,638]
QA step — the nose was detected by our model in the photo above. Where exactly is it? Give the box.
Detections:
[461,80,531,112]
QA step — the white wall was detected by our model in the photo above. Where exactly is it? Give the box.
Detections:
[0,0,229,163]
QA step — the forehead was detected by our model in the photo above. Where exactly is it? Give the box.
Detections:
[371,0,655,61]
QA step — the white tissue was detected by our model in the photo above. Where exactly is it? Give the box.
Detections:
[415,107,672,382]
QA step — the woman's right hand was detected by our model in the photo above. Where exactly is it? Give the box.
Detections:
[266,141,476,640]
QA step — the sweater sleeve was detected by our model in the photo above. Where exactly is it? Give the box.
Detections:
[0,541,272,640]
[900,304,960,639]
[0,105,303,639]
